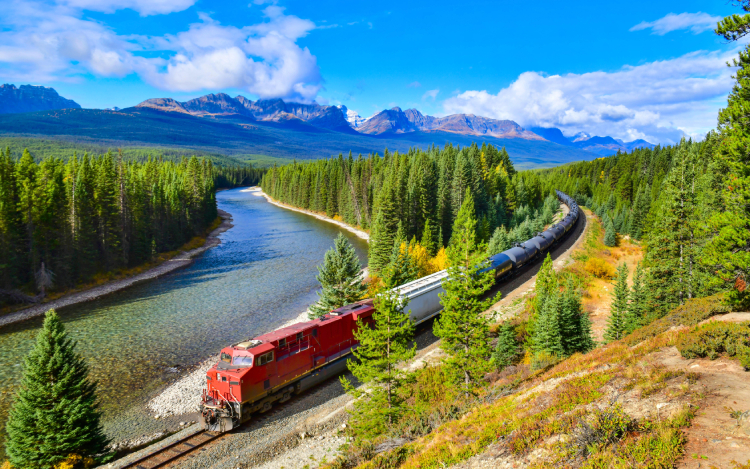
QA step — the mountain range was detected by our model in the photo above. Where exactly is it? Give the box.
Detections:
[529,127,655,155]
[0,84,80,114]
[0,85,655,164]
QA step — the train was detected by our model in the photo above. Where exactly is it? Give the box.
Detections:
[199,190,580,431]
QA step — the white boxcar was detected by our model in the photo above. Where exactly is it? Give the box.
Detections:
[392,269,449,325]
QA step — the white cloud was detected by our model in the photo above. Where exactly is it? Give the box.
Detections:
[422,89,439,101]
[0,1,323,102]
[62,0,197,15]
[442,50,737,144]
[407,81,421,88]
[630,12,721,35]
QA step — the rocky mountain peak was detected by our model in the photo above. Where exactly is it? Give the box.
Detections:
[0,84,81,114]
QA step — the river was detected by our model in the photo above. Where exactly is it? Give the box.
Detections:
[0,188,368,450]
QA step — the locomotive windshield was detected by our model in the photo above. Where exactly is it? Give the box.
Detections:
[231,352,254,367]
[220,352,231,363]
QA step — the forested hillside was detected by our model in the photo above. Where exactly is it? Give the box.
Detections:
[262,124,747,314]
[0,149,262,300]
[534,136,729,315]
[261,144,560,275]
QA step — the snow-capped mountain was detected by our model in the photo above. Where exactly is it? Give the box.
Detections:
[336,105,368,129]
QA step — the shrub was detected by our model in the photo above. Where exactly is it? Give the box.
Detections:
[531,351,560,370]
[585,258,615,279]
[676,321,750,369]
[570,405,633,457]
[623,293,729,347]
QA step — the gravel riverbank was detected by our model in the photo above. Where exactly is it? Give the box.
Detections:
[145,309,311,420]
[249,188,369,241]
[0,210,234,329]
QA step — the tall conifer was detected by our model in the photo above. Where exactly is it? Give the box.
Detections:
[433,189,495,395]
[5,310,108,468]
[309,233,367,319]
[342,291,415,438]
[604,263,629,342]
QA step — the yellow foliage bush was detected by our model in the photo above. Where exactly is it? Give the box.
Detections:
[2,461,14,469]
[53,455,95,469]
[585,258,615,279]
[429,247,448,273]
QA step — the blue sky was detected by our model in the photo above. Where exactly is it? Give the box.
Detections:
[0,0,742,143]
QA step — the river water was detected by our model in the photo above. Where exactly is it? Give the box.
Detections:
[0,188,368,449]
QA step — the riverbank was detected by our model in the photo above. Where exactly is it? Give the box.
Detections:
[248,187,370,242]
[0,210,234,329]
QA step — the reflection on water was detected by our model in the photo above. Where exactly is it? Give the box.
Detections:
[0,189,368,448]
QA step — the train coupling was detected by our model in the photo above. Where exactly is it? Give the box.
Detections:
[200,399,238,432]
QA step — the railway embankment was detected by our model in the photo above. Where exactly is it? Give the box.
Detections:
[0,210,234,329]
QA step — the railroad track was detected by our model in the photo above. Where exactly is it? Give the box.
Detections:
[122,430,221,469]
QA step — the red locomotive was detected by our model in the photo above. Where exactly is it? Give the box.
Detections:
[200,299,375,431]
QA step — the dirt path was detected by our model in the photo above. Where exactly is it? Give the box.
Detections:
[654,345,750,468]
[0,210,234,329]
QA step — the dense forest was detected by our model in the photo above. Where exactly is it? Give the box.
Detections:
[0,148,263,299]
[262,127,747,314]
[535,137,729,316]
[261,144,559,274]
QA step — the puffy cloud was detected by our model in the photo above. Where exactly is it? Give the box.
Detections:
[0,0,323,101]
[442,50,736,144]
[630,12,721,35]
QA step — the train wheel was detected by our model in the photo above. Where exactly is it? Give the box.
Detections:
[260,401,272,413]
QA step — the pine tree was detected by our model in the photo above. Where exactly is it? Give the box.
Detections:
[604,263,629,342]
[625,263,646,334]
[368,177,400,274]
[5,310,108,468]
[644,143,700,312]
[433,189,495,395]
[604,217,617,247]
[341,291,416,438]
[420,218,437,256]
[487,226,510,256]
[530,289,564,358]
[309,233,367,319]
[532,254,557,313]
[704,6,750,308]
[559,279,595,354]
[492,323,519,368]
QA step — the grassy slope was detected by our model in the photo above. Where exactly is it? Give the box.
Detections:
[333,210,749,469]
[0,108,598,169]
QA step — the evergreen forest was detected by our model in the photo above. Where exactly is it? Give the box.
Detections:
[260,144,562,274]
[0,148,263,300]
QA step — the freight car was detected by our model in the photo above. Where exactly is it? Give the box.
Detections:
[199,190,580,431]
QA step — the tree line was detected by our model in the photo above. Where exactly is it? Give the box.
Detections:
[261,143,558,274]
[0,149,263,301]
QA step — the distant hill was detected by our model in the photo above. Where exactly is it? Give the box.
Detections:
[0,84,80,114]
[0,107,599,169]
[529,126,655,156]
